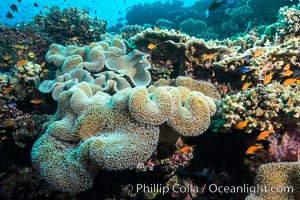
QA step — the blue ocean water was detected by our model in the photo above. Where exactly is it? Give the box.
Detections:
[1,0,199,27]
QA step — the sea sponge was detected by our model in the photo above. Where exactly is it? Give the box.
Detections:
[245,162,300,200]
[32,81,217,192]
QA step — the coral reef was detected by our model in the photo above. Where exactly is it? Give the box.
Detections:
[211,83,300,133]
[245,161,300,200]
[32,81,217,192]
[32,6,107,45]
[131,28,231,76]
[0,103,49,148]
[276,3,300,42]
[0,25,51,66]
[0,61,43,102]
[179,18,218,40]
[120,25,145,40]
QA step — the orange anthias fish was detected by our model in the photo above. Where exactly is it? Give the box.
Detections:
[2,87,12,95]
[180,145,196,153]
[4,120,14,127]
[154,27,160,31]
[211,69,215,77]
[252,49,265,58]
[241,74,246,81]
[245,145,263,155]
[30,99,44,104]
[280,70,293,77]
[282,77,298,86]
[16,59,27,67]
[263,71,275,85]
[283,63,290,71]
[257,130,273,140]
[147,43,157,50]
[242,82,252,90]
[234,121,248,129]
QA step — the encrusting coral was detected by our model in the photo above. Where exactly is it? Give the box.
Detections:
[32,81,218,192]
[245,161,300,200]
[211,83,300,133]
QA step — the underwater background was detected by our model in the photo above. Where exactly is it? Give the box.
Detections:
[0,0,300,199]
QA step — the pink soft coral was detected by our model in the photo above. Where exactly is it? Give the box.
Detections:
[267,127,300,162]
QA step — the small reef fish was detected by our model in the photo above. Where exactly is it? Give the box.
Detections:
[3,87,12,95]
[283,63,290,71]
[287,96,292,105]
[263,71,275,85]
[10,4,18,12]
[282,77,298,86]
[17,0,21,2]
[154,27,160,31]
[281,70,293,77]
[179,145,196,153]
[28,52,35,58]
[6,12,14,19]
[16,60,27,67]
[40,61,46,67]
[243,55,252,62]
[147,43,157,50]
[234,121,248,129]
[59,18,68,23]
[4,120,14,127]
[245,145,263,155]
[242,82,252,90]
[1,135,8,141]
[0,63,8,67]
[237,66,250,74]
[30,99,44,104]
[211,70,215,77]
[241,74,246,81]
[205,0,226,18]
[14,44,26,49]
[257,130,272,140]
[2,55,11,61]
[33,3,38,7]
[252,49,265,58]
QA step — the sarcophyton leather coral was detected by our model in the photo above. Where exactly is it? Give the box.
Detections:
[39,36,152,100]
[211,83,300,133]
[32,81,217,192]
[245,161,300,200]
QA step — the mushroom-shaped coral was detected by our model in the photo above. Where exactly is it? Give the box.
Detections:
[105,49,152,87]
[40,38,152,100]
[245,161,300,200]
[32,81,217,192]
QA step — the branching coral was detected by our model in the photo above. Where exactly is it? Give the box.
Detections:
[245,161,300,200]
[211,83,300,133]
[32,81,217,192]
